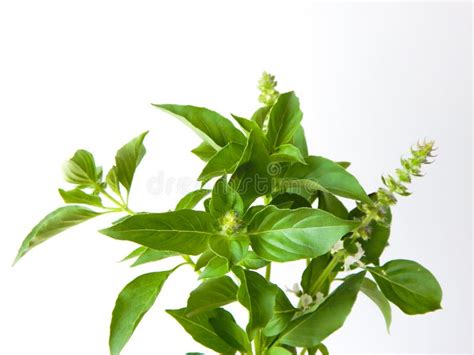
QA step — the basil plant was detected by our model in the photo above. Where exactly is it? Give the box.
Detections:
[15,73,442,355]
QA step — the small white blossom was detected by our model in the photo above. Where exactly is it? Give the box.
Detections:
[314,292,325,305]
[286,283,301,295]
[343,242,365,272]
[331,240,344,254]
[300,294,313,309]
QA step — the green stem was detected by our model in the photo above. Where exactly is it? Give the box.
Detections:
[309,254,341,295]
[300,349,307,355]
[100,188,136,215]
[265,263,272,281]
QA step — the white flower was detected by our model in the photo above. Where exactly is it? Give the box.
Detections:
[343,242,365,272]
[286,283,301,295]
[300,294,313,309]
[331,240,344,254]
[314,292,325,305]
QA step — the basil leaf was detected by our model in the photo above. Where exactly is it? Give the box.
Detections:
[167,308,237,354]
[292,125,308,157]
[186,276,238,316]
[229,130,272,207]
[115,131,148,194]
[301,254,331,295]
[199,255,229,279]
[231,114,271,149]
[267,91,303,147]
[121,246,147,262]
[209,308,251,353]
[15,206,101,263]
[209,177,244,219]
[191,141,217,162]
[131,249,179,267]
[263,287,297,337]
[209,234,248,265]
[110,270,173,355]
[247,206,358,262]
[63,149,102,187]
[175,189,211,210]
[106,166,121,197]
[360,278,392,331]
[154,104,246,149]
[100,210,216,255]
[281,271,365,348]
[233,267,277,338]
[284,156,371,204]
[270,193,311,209]
[318,192,348,219]
[270,144,306,165]
[198,143,244,182]
[251,105,271,128]
[58,188,104,208]
[267,347,293,355]
[369,259,442,315]
[308,344,329,355]
[237,251,269,270]
[194,250,215,271]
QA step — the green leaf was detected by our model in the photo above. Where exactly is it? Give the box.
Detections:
[58,188,104,208]
[308,344,329,355]
[199,255,229,279]
[209,308,251,353]
[301,254,331,295]
[247,206,358,262]
[209,177,244,219]
[270,144,306,165]
[106,166,121,197]
[115,131,148,194]
[369,259,442,315]
[284,156,371,204]
[251,106,271,128]
[100,210,217,255]
[198,142,245,182]
[263,287,297,337]
[167,308,237,354]
[186,276,238,316]
[270,193,311,209]
[360,278,392,331]
[209,234,248,265]
[63,149,102,187]
[175,189,211,210]
[109,270,173,355]
[233,267,277,338]
[231,114,271,150]
[131,249,179,267]
[191,141,217,162]
[267,92,303,147]
[195,250,215,271]
[15,206,101,263]
[281,271,365,348]
[238,251,269,270]
[154,104,246,149]
[318,192,348,219]
[229,130,272,207]
[121,246,147,262]
[292,125,308,157]
[267,347,293,355]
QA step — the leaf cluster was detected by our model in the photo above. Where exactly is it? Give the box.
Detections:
[15,74,442,355]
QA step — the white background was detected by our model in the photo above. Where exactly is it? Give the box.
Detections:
[0,1,471,354]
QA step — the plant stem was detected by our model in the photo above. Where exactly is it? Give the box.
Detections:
[309,253,341,295]
[265,263,272,281]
